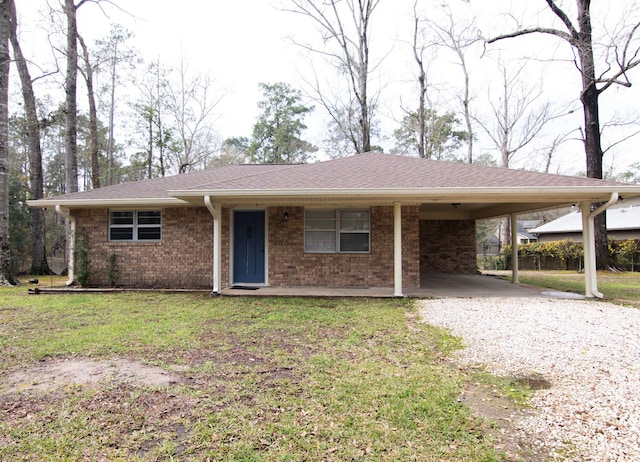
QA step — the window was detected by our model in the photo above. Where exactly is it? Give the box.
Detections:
[305,209,370,253]
[109,210,161,241]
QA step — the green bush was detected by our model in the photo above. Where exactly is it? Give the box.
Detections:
[74,233,92,287]
[107,253,119,287]
[502,238,640,271]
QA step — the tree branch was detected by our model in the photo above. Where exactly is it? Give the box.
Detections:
[544,0,579,38]
[487,27,574,46]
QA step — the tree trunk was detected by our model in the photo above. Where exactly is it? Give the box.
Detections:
[8,0,51,274]
[358,1,372,153]
[0,1,15,284]
[9,0,51,275]
[78,34,100,189]
[412,10,426,159]
[106,40,117,185]
[64,0,78,195]
[461,60,473,163]
[576,0,608,268]
[146,106,153,179]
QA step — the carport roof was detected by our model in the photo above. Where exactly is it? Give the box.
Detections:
[28,153,640,219]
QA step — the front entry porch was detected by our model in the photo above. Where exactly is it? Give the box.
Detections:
[218,273,582,299]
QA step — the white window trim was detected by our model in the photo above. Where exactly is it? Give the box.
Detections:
[304,208,371,254]
[109,210,162,242]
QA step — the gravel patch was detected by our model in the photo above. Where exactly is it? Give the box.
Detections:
[418,297,640,461]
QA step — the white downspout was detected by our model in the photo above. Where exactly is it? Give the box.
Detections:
[204,196,222,295]
[581,192,619,299]
[511,213,519,284]
[393,203,403,297]
[54,205,75,286]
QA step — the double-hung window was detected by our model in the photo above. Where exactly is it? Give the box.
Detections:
[304,209,370,253]
[109,211,162,241]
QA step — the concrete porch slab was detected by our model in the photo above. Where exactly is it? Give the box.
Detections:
[219,274,582,299]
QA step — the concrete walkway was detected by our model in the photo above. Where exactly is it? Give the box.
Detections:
[220,273,583,299]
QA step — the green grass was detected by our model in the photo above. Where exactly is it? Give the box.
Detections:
[0,288,510,461]
[501,270,640,308]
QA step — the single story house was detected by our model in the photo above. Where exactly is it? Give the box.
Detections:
[532,202,640,242]
[518,220,541,244]
[28,153,640,298]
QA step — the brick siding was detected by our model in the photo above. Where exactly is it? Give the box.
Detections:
[73,207,218,289]
[73,205,434,289]
[420,220,477,274]
[267,206,420,288]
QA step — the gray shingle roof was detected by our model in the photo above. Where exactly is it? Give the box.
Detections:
[28,153,640,212]
[177,153,619,191]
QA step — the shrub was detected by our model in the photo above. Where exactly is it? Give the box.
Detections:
[74,233,92,287]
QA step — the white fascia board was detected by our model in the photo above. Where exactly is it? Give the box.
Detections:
[169,186,640,202]
[27,198,189,209]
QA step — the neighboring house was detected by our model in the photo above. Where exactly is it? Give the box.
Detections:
[477,235,501,257]
[532,203,640,242]
[28,153,640,296]
[518,220,541,244]
[476,220,539,256]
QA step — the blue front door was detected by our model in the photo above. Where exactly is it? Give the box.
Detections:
[233,211,266,284]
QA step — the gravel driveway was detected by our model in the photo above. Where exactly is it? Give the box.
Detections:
[418,297,640,461]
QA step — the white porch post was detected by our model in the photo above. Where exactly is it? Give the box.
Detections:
[581,201,597,298]
[393,203,403,297]
[511,213,519,284]
[581,193,619,299]
[55,205,76,286]
[204,196,222,295]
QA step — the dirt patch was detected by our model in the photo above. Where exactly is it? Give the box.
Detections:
[2,358,182,394]
[460,380,549,462]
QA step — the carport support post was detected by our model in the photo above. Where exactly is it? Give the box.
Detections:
[511,213,519,284]
[205,196,222,295]
[581,193,618,298]
[393,203,403,297]
[581,201,598,298]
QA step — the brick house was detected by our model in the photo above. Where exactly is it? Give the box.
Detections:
[28,153,640,297]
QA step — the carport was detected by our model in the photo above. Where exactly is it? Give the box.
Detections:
[415,190,623,299]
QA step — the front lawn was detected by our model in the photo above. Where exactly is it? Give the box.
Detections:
[0,288,507,461]
[496,270,640,308]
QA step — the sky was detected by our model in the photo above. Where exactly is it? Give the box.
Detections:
[13,0,640,177]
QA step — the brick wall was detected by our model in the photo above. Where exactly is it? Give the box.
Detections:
[73,205,422,289]
[267,205,420,288]
[73,207,220,289]
[420,220,477,274]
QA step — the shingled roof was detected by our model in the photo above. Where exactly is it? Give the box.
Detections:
[29,153,640,219]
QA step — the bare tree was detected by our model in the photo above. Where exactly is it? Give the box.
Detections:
[285,0,381,153]
[8,0,52,274]
[426,4,480,164]
[0,0,14,284]
[476,61,559,249]
[541,130,576,173]
[95,24,137,185]
[409,0,429,159]
[164,57,224,174]
[77,33,100,188]
[132,58,174,178]
[475,64,555,169]
[487,0,640,267]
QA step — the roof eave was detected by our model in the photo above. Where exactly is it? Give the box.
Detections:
[169,186,640,202]
[27,197,190,209]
